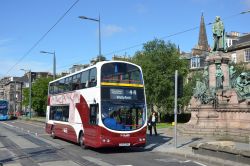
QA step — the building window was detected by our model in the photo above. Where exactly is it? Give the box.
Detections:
[245,49,250,62]
[231,53,237,64]
[191,56,200,68]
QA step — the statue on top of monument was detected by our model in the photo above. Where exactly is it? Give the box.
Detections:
[212,16,227,52]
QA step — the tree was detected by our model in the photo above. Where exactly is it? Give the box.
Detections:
[233,62,250,76]
[22,77,52,116]
[132,39,189,114]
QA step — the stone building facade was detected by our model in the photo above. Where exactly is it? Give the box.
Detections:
[226,33,250,69]
[0,72,51,115]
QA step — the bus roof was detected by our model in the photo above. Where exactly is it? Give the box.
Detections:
[49,60,141,84]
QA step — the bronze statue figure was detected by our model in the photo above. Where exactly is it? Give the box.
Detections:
[212,16,227,52]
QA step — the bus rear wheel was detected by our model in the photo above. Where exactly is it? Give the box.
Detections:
[79,132,87,149]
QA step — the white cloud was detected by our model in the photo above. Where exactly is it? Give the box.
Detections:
[102,24,136,37]
[102,24,124,37]
[0,38,13,46]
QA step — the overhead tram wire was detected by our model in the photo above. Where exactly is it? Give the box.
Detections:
[61,10,250,67]
[5,8,249,77]
[50,9,250,71]
[43,9,250,71]
[4,0,80,76]
[103,9,250,57]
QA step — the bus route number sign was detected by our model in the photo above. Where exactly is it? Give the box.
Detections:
[110,89,137,100]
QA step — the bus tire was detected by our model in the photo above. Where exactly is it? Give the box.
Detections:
[51,126,56,139]
[79,132,87,149]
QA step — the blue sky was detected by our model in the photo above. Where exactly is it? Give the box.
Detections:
[1,0,250,77]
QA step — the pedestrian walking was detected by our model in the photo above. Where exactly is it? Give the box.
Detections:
[148,111,158,136]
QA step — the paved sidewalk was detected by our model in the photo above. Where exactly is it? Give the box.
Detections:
[146,127,250,166]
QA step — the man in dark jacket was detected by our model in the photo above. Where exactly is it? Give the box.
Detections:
[148,111,158,136]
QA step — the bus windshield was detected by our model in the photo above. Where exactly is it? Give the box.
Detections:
[101,101,146,131]
[0,109,7,115]
[101,63,143,84]
[0,101,8,116]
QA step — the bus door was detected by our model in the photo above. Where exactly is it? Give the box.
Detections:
[84,103,99,146]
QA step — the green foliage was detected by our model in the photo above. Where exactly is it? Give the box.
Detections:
[233,62,250,76]
[179,72,202,107]
[22,88,29,107]
[132,39,189,113]
[22,77,52,116]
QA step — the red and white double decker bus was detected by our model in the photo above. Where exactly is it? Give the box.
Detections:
[45,61,147,148]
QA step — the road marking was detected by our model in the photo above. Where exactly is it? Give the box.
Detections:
[4,163,22,166]
[144,143,156,149]
[1,122,14,127]
[193,161,207,166]
[16,120,45,128]
[38,160,81,166]
[82,156,113,166]
[180,160,207,166]
[180,160,191,163]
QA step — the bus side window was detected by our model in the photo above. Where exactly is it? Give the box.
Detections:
[54,81,60,94]
[72,73,81,90]
[58,78,65,93]
[89,104,99,125]
[80,71,89,89]
[65,76,73,91]
[50,105,69,122]
[89,68,97,87]
[49,83,54,94]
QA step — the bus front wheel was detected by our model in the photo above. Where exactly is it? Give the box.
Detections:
[51,126,56,139]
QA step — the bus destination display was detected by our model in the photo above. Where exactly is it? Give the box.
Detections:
[110,89,137,100]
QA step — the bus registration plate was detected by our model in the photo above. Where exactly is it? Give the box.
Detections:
[119,143,130,147]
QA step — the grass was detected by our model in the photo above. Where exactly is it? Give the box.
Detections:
[156,122,173,129]
[19,116,45,123]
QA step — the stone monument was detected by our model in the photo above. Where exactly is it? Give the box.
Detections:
[183,16,250,142]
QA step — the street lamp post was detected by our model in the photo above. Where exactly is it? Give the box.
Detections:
[40,51,56,80]
[20,69,32,119]
[79,14,102,61]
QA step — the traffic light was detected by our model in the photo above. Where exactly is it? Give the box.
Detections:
[171,74,184,98]
[177,75,183,98]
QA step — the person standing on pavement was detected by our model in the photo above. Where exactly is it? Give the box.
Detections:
[148,111,158,136]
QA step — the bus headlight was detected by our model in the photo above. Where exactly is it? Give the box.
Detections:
[139,138,146,142]
[102,138,110,143]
